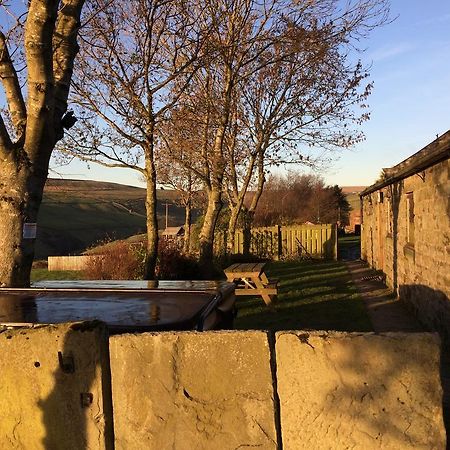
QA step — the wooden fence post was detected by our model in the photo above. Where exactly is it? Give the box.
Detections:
[276,225,282,260]
[334,224,338,260]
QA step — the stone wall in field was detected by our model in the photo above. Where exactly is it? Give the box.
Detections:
[361,156,450,337]
[0,323,446,449]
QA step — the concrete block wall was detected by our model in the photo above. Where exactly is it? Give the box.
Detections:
[276,331,445,450]
[110,331,278,450]
[0,322,114,450]
[361,159,450,336]
[0,323,447,449]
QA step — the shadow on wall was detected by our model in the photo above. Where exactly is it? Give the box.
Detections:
[322,234,336,260]
[322,334,446,448]
[40,323,114,450]
[399,284,450,441]
[398,285,450,340]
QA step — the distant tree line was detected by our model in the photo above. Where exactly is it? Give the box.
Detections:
[251,173,351,228]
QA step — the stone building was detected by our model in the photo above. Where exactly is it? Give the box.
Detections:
[360,131,450,336]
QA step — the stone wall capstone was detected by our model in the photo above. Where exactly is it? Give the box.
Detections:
[109,331,278,450]
[276,331,446,450]
[0,322,114,450]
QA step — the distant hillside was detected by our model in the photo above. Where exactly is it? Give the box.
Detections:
[35,179,191,259]
[340,186,367,195]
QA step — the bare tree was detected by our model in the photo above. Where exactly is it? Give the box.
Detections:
[178,0,298,266]
[62,0,208,278]
[166,0,389,264]
[252,172,350,226]
[0,1,85,287]
[223,0,390,250]
[156,114,204,254]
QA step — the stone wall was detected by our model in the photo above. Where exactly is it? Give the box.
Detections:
[110,331,278,450]
[48,255,97,271]
[276,331,445,449]
[0,322,114,450]
[0,323,446,449]
[361,158,450,336]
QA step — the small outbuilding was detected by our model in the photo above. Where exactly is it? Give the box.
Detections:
[161,226,185,242]
[360,131,450,336]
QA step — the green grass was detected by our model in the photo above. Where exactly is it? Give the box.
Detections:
[35,179,196,260]
[234,259,372,332]
[31,269,83,282]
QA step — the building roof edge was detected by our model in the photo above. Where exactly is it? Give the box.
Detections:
[360,130,450,197]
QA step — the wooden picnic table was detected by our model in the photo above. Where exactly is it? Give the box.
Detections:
[224,262,278,306]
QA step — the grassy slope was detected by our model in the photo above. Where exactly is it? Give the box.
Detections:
[234,259,372,332]
[35,179,190,259]
[31,269,83,282]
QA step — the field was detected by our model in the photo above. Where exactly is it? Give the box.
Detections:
[35,179,191,259]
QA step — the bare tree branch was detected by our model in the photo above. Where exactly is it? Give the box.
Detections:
[0,31,27,139]
[53,0,86,124]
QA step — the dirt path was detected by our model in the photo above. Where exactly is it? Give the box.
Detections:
[345,260,424,332]
[346,259,449,446]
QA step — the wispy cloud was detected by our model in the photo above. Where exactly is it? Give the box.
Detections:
[369,43,414,62]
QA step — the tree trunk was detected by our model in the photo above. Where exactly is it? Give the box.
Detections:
[0,1,85,287]
[242,208,254,256]
[199,187,222,267]
[144,134,159,279]
[183,201,192,254]
[226,152,258,254]
[0,165,46,287]
[227,206,239,254]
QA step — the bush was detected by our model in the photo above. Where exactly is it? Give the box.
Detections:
[156,239,201,280]
[83,241,145,280]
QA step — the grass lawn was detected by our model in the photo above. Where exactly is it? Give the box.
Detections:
[31,269,83,282]
[234,259,372,332]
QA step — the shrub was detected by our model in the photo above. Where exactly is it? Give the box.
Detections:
[156,239,201,280]
[83,241,144,280]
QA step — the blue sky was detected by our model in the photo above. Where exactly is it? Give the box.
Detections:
[3,1,450,188]
[324,0,450,186]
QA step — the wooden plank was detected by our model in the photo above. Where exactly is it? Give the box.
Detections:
[224,263,240,273]
[235,288,278,296]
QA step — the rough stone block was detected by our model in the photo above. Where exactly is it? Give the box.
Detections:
[276,331,446,450]
[0,322,113,450]
[110,331,277,450]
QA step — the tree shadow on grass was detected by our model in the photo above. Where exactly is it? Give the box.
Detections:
[235,297,372,332]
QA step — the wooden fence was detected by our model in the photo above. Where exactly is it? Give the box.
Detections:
[216,224,337,260]
[48,255,97,271]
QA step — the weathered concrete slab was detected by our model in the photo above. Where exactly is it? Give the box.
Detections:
[110,331,277,450]
[0,322,113,450]
[276,331,446,450]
